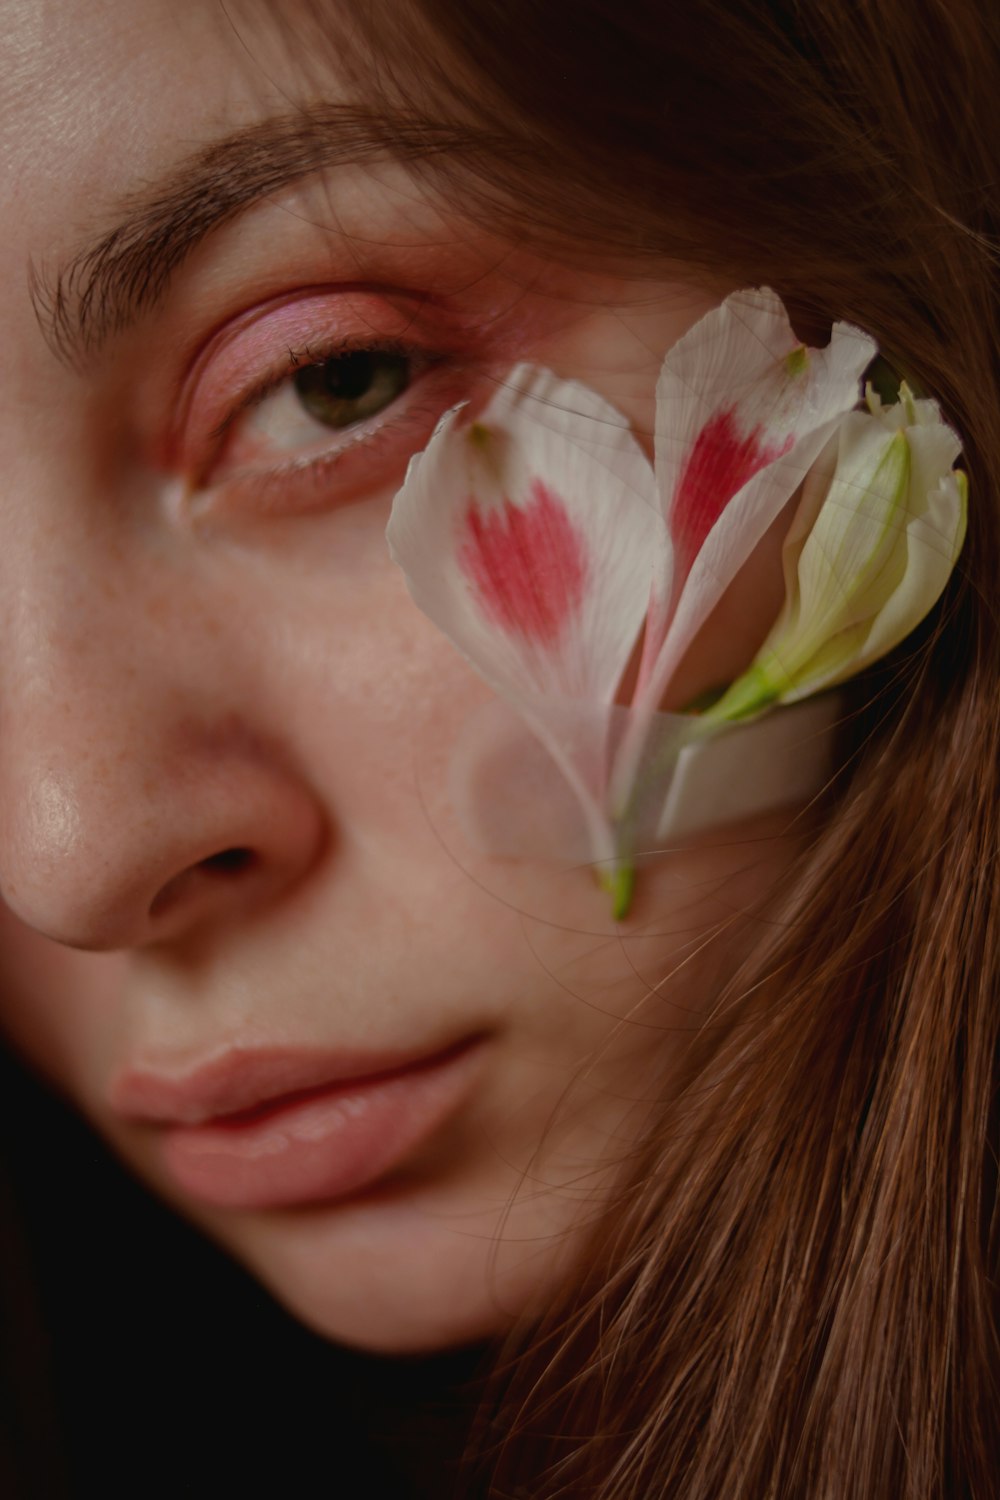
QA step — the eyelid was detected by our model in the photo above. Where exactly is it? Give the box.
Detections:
[207,332,436,452]
[169,285,458,475]
[198,389,462,520]
[205,340,457,494]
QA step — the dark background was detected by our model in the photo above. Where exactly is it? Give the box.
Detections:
[0,1044,484,1499]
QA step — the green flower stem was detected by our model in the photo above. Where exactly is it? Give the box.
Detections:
[599,860,637,921]
[699,666,780,726]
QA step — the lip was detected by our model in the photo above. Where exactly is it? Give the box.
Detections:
[111,1035,487,1211]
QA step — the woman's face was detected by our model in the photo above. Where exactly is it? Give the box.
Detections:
[0,0,800,1351]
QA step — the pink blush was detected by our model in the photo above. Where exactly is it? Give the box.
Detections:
[459,480,588,645]
[672,408,793,568]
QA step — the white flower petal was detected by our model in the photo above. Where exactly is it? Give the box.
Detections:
[387,363,663,872]
[613,289,874,806]
[387,364,661,704]
[651,288,876,681]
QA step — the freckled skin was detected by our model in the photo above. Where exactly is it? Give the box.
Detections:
[0,0,804,1352]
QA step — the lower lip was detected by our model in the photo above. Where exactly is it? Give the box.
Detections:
[159,1039,485,1211]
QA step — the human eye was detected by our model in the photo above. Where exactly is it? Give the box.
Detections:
[173,290,476,519]
[270,346,414,444]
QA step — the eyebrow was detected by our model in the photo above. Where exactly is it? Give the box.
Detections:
[29,103,475,365]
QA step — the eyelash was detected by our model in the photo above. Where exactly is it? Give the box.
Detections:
[190,333,469,519]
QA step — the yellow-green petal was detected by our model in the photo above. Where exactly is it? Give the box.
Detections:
[704,391,965,725]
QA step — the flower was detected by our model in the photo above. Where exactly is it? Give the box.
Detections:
[703,382,967,725]
[387,290,891,916]
[607,289,876,824]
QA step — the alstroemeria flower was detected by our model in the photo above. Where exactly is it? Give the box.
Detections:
[387,289,876,913]
[703,383,968,724]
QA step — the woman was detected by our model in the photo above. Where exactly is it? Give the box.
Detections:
[0,1,996,1495]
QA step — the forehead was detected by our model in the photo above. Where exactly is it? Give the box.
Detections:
[0,3,685,390]
[0,0,343,305]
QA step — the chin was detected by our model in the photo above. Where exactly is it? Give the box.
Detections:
[208,1182,576,1354]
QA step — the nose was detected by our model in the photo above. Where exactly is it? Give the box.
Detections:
[0,565,325,953]
[1,731,324,951]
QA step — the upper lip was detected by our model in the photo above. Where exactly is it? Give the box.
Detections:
[110,1037,481,1126]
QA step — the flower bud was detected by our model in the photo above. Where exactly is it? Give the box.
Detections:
[705,384,967,723]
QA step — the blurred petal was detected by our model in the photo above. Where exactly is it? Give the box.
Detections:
[654,692,841,840]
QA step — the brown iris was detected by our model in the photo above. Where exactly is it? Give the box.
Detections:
[292,349,411,429]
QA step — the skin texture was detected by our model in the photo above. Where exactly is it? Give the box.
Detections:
[0,0,804,1351]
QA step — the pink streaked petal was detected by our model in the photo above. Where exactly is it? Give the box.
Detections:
[387,364,662,872]
[656,289,869,520]
[632,400,794,704]
[655,288,873,663]
[672,407,794,571]
[655,417,847,684]
[659,290,873,561]
[387,363,661,708]
[458,479,588,647]
[614,289,874,810]
[614,416,852,820]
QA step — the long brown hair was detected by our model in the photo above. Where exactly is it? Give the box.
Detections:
[338,3,1000,1493]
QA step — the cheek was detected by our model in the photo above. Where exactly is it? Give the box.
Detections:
[0,898,128,1101]
[216,506,494,844]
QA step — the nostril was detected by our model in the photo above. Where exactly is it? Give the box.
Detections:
[149,847,256,920]
[200,847,255,876]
